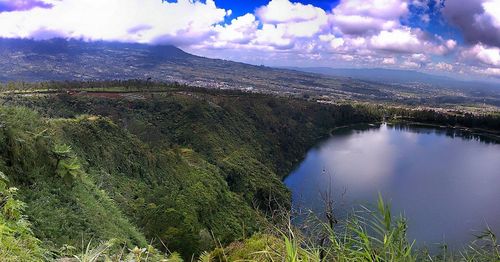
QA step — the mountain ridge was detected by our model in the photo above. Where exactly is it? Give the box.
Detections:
[284,67,499,89]
[1,38,500,108]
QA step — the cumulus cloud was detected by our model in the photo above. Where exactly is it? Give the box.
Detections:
[369,27,448,54]
[255,0,329,41]
[201,0,460,75]
[383,57,397,64]
[370,28,422,52]
[213,14,258,44]
[253,24,295,49]
[410,53,428,62]
[319,34,345,49]
[342,54,355,61]
[401,60,421,68]
[484,68,500,77]
[434,62,454,71]
[331,0,408,35]
[442,0,500,48]
[462,43,500,66]
[0,0,496,78]
[445,39,457,50]
[256,0,326,24]
[207,0,330,51]
[0,0,229,45]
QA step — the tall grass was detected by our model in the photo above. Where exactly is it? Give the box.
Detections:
[214,193,499,262]
[259,194,415,262]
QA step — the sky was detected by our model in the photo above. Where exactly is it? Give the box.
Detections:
[0,0,499,80]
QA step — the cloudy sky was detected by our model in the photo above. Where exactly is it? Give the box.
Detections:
[0,0,499,80]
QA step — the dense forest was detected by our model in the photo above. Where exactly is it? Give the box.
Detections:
[1,81,499,261]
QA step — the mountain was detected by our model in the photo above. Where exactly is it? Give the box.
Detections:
[288,67,500,92]
[287,67,453,84]
[1,38,500,107]
[1,38,333,88]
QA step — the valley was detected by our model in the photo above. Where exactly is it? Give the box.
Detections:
[2,39,500,112]
[0,81,499,260]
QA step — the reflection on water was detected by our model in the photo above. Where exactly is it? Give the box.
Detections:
[285,123,500,248]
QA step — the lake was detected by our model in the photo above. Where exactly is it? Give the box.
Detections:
[285,123,500,248]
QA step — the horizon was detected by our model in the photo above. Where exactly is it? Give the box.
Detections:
[0,0,499,82]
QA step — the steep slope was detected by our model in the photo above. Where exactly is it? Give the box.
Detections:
[2,86,381,258]
[3,84,500,259]
[0,108,147,258]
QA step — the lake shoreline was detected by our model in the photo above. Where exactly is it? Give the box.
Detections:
[328,120,500,142]
[387,120,500,143]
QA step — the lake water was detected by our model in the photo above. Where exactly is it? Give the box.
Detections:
[285,123,500,248]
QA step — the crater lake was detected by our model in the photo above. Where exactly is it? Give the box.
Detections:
[285,123,500,248]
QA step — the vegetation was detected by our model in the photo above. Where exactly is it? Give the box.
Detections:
[0,171,45,261]
[206,196,500,262]
[0,82,499,260]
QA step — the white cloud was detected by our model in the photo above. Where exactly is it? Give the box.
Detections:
[255,0,328,39]
[214,14,258,44]
[484,68,500,77]
[411,53,428,62]
[482,0,500,29]
[370,28,422,53]
[253,24,294,49]
[0,0,228,45]
[341,54,354,61]
[208,0,330,51]
[382,57,397,64]
[256,0,326,24]
[330,15,398,35]
[331,0,408,35]
[463,43,500,66]
[472,67,500,77]
[401,60,421,68]
[334,0,408,20]
[446,39,457,50]
[319,34,345,49]
[0,0,496,79]
[369,27,450,55]
[435,62,454,71]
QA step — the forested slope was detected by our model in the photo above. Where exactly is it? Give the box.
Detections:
[1,87,380,259]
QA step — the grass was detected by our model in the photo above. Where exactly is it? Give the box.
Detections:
[207,194,500,262]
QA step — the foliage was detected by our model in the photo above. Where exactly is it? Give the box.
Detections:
[0,83,499,260]
[0,106,147,257]
[0,171,46,261]
[218,196,498,262]
[7,86,380,257]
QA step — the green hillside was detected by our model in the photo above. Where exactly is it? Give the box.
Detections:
[2,83,499,260]
[0,86,379,259]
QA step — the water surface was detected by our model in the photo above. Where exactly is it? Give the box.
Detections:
[285,123,500,248]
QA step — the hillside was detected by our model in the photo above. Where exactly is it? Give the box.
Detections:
[289,67,500,92]
[0,85,381,259]
[1,82,500,260]
[2,38,500,108]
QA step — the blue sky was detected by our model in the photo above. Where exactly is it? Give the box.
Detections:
[0,0,499,80]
